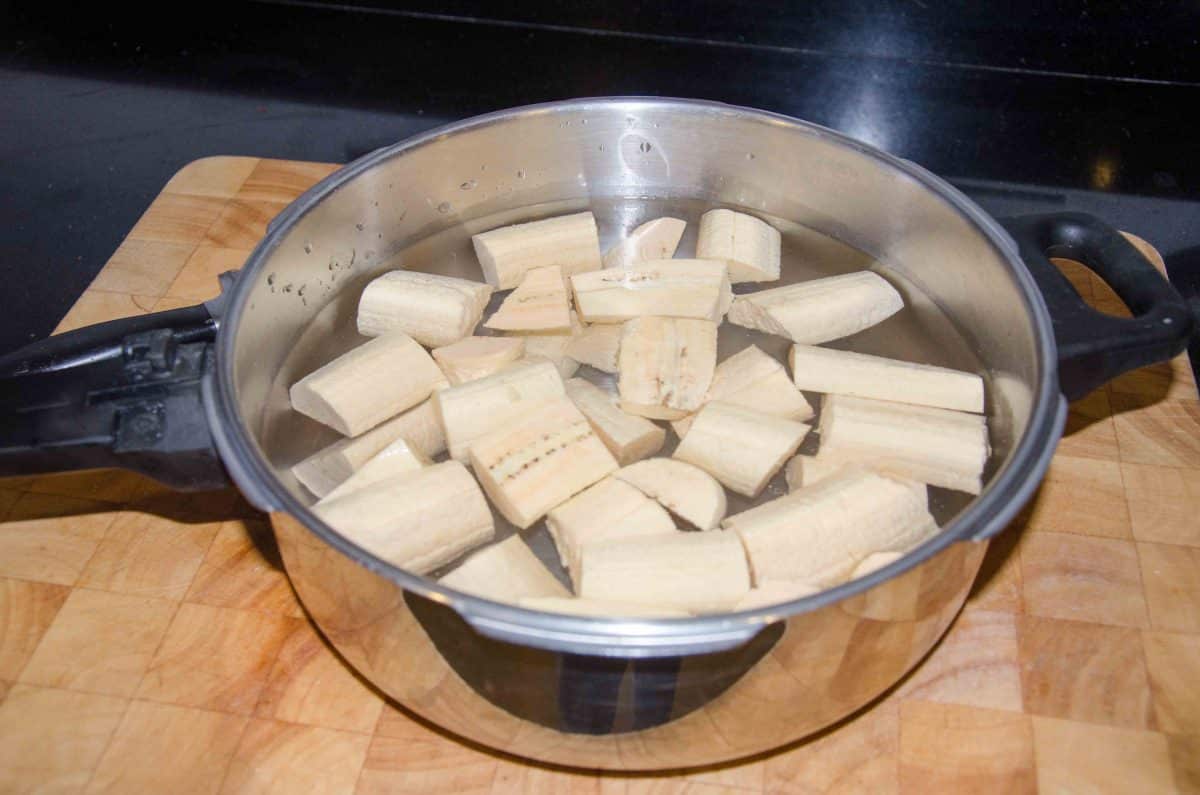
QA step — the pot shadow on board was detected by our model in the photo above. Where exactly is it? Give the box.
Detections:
[0,469,262,528]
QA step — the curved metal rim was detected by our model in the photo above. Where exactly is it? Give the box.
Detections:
[213,96,1063,652]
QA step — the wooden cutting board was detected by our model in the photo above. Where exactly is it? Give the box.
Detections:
[0,157,1197,794]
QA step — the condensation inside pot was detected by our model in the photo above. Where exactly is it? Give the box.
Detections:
[264,195,993,587]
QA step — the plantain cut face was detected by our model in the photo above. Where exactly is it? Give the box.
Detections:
[502,310,584,381]
[696,208,782,284]
[468,395,617,529]
[617,316,718,420]
[674,402,810,498]
[546,477,676,587]
[564,378,665,467]
[313,461,495,576]
[565,323,622,373]
[672,343,813,438]
[289,331,445,436]
[432,336,525,386]
[785,453,848,493]
[357,270,493,347]
[434,359,565,462]
[484,265,573,333]
[614,457,728,532]
[602,217,686,270]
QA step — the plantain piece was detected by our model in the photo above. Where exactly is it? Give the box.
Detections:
[435,360,566,461]
[469,396,618,529]
[617,316,718,420]
[357,270,493,347]
[509,310,582,379]
[849,550,905,579]
[290,332,445,437]
[363,394,447,459]
[789,344,984,413]
[564,378,666,465]
[313,460,494,575]
[819,394,989,494]
[733,580,821,611]
[603,217,687,269]
[571,260,732,323]
[783,452,847,492]
[613,457,727,531]
[438,534,569,602]
[695,208,781,283]
[483,265,572,333]
[432,336,525,386]
[785,452,929,506]
[786,451,934,506]
[316,438,428,504]
[727,271,903,344]
[472,211,601,289]
[522,353,579,380]
[674,402,810,497]
[519,596,690,618]
[672,344,814,437]
[546,476,676,585]
[292,396,447,498]
[577,532,751,614]
[565,322,622,373]
[724,467,935,587]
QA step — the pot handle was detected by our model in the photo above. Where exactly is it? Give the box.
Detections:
[999,212,1194,400]
[0,303,230,490]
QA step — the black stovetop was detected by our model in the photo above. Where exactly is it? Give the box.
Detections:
[2,1,1197,354]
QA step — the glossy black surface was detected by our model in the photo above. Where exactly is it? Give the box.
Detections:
[1,2,1196,352]
[288,0,1200,84]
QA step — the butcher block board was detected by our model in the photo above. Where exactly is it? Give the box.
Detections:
[1,157,1198,794]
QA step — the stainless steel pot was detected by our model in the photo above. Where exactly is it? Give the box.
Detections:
[1,98,1193,770]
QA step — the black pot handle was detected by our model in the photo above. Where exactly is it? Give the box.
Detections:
[0,303,230,490]
[1000,212,1195,400]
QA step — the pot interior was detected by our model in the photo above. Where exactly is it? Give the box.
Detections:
[226,99,1043,588]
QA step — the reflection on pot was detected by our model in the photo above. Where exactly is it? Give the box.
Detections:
[274,511,984,770]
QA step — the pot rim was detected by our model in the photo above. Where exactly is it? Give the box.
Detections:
[212,97,1066,656]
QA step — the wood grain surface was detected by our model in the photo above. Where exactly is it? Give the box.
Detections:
[0,157,1195,793]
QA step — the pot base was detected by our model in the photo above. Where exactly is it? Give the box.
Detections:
[275,511,984,770]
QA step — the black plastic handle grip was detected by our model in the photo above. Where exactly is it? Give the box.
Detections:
[1000,212,1195,400]
[0,304,229,490]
